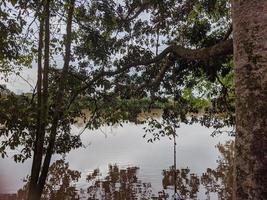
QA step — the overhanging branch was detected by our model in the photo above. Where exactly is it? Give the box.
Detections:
[67,39,233,108]
[103,39,233,77]
[169,39,233,61]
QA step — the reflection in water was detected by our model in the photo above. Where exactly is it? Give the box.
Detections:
[17,159,81,200]
[201,140,234,200]
[86,165,154,200]
[162,140,234,200]
[162,167,199,199]
[14,140,234,200]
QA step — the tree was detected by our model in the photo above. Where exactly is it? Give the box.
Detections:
[232,1,267,199]
[27,0,76,199]
[0,0,266,199]
[75,1,265,199]
[1,0,82,199]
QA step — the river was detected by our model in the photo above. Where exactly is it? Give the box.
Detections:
[0,122,233,199]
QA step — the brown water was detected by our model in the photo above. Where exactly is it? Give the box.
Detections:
[0,123,233,199]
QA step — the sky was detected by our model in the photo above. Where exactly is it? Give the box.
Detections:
[0,65,38,94]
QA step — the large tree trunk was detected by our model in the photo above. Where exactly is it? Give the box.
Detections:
[232,0,267,199]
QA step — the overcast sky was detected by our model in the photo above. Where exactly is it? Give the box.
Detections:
[0,67,36,94]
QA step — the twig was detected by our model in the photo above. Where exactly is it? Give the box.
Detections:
[18,74,35,90]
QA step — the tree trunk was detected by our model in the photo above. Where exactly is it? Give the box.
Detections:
[28,6,45,200]
[232,0,267,199]
[28,0,50,199]
[36,0,75,198]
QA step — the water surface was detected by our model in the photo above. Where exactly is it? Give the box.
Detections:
[0,123,233,199]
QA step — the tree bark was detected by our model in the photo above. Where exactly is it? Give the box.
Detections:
[232,0,267,199]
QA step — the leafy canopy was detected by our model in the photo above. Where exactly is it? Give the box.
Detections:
[0,0,234,161]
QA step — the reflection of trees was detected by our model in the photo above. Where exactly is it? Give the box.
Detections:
[201,140,234,200]
[162,167,199,199]
[17,159,81,200]
[161,140,234,200]
[15,140,234,199]
[86,165,153,200]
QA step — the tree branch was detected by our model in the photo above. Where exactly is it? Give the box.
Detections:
[170,39,233,61]
[120,2,150,22]
[222,26,233,41]
[67,39,233,109]
[102,39,233,77]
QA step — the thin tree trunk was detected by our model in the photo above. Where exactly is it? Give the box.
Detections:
[40,0,50,160]
[36,0,75,198]
[28,0,50,199]
[232,0,267,199]
[28,7,44,200]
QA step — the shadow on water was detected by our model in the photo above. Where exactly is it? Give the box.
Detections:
[5,140,234,200]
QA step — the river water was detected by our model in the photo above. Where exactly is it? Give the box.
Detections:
[0,123,233,199]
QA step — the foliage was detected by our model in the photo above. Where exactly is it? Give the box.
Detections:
[0,0,234,163]
[72,0,234,141]
[0,0,34,76]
